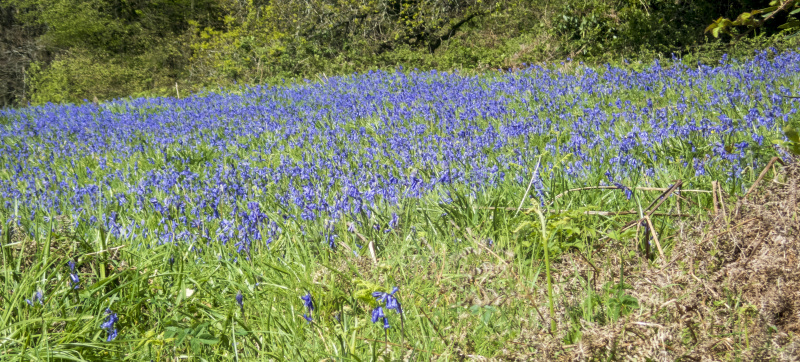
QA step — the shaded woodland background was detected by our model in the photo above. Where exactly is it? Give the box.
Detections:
[0,0,791,106]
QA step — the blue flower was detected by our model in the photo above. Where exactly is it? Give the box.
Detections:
[372,286,402,315]
[302,314,313,323]
[67,261,80,290]
[613,182,633,200]
[69,273,80,290]
[371,305,389,329]
[101,308,119,342]
[25,290,43,306]
[236,291,243,310]
[371,287,401,330]
[301,292,314,313]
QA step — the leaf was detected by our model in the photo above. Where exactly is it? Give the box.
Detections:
[705,19,721,34]
[353,279,381,307]
[194,334,220,345]
[785,125,799,143]
[779,20,800,29]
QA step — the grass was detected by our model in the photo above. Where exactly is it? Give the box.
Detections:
[0,47,799,360]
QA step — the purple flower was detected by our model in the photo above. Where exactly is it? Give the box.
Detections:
[371,305,389,329]
[236,291,243,310]
[372,287,402,315]
[69,273,80,290]
[25,290,43,306]
[613,182,633,200]
[101,308,119,342]
[67,261,80,289]
[371,287,401,330]
[301,292,314,313]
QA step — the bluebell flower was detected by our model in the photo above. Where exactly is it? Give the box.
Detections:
[371,287,401,330]
[67,261,80,289]
[371,305,388,329]
[372,287,402,315]
[302,314,313,323]
[613,182,633,200]
[301,292,314,313]
[25,290,43,306]
[236,291,243,310]
[101,308,119,342]
[69,273,80,290]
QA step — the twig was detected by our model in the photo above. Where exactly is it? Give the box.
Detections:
[644,216,664,259]
[636,222,643,257]
[575,250,599,291]
[744,156,785,198]
[417,305,450,351]
[583,211,690,217]
[620,180,683,231]
[643,180,682,217]
[699,217,757,246]
[523,292,550,335]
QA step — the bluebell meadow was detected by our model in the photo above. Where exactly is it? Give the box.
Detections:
[1,49,798,357]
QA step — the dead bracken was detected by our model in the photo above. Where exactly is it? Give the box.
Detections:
[488,160,800,361]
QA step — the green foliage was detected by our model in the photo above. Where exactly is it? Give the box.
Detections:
[706,0,800,38]
[773,120,800,155]
[26,50,155,104]
[1,0,796,105]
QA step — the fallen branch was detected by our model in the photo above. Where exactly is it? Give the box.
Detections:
[643,180,683,217]
[621,180,683,231]
[744,156,785,198]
